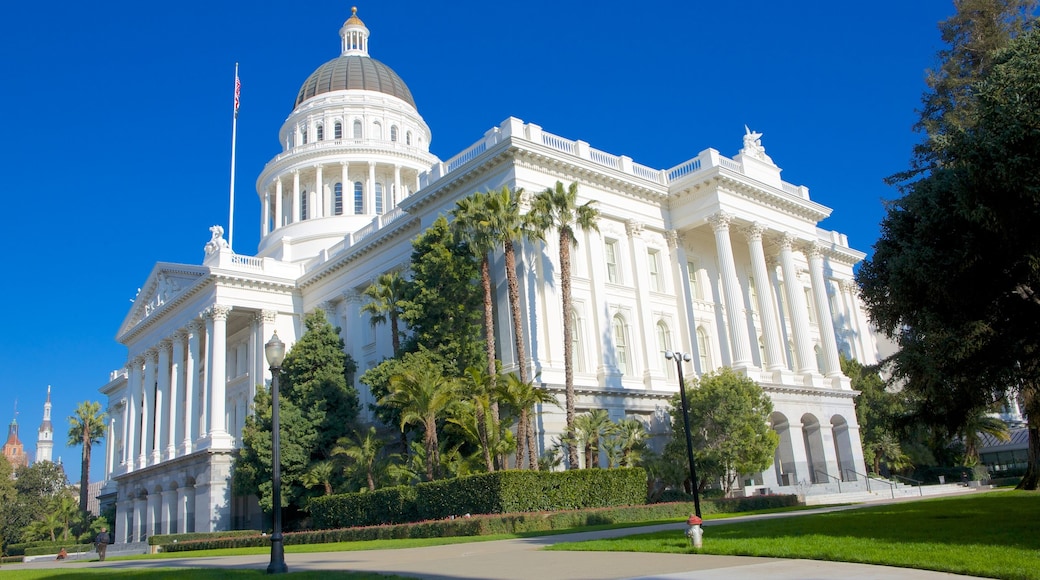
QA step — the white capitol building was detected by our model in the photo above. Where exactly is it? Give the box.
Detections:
[98,8,878,539]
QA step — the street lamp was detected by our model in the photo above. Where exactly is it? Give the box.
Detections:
[265,331,288,574]
[664,350,702,520]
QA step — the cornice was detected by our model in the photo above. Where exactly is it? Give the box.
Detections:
[257,145,437,191]
[297,214,422,289]
[762,383,861,400]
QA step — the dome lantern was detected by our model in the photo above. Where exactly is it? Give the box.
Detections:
[340,7,369,56]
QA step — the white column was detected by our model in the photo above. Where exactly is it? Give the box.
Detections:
[367,161,376,213]
[132,498,145,542]
[393,164,401,206]
[155,339,171,464]
[140,350,155,468]
[626,220,654,385]
[116,499,131,543]
[669,231,700,371]
[184,321,200,453]
[745,223,785,372]
[807,244,844,378]
[314,164,324,218]
[274,178,284,228]
[291,170,301,222]
[146,493,161,537]
[207,305,232,447]
[258,310,278,385]
[779,233,816,374]
[708,212,753,368]
[175,486,190,534]
[123,363,137,468]
[262,189,271,236]
[168,331,184,459]
[105,416,116,476]
[341,162,351,214]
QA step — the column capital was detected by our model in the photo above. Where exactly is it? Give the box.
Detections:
[804,241,824,260]
[666,230,683,249]
[204,305,232,321]
[742,222,766,242]
[129,355,145,368]
[343,289,363,304]
[707,211,733,232]
[625,219,644,238]
[318,301,337,318]
[145,347,159,361]
[186,319,203,333]
[172,328,188,342]
[258,309,278,324]
[157,339,172,353]
[778,232,798,250]
[840,279,858,293]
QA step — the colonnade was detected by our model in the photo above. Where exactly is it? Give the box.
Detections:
[261,162,421,235]
[115,484,197,542]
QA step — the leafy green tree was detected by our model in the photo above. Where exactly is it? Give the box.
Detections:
[235,310,359,525]
[398,215,484,375]
[361,271,407,356]
[842,356,910,475]
[528,181,600,469]
[379,351,458,481]
[495,372,559,469]
[67,400,106,513]
[3,461,69,546]
[666,368,778,495]
[859,23,1040,489]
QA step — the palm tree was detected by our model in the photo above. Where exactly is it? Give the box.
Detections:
[486,186,534,385]
[451,192,501,390]
[572,409,611,468]
[361,271,407,355]
[496,372,559,469]
[959,406,1011,465]
[607,417,648,468]
[456,366,495,472]
[527,181,600,469]
[301,460,336,496]
[67,401,107,513]
[380,362,457,481]
[332,426,388,492]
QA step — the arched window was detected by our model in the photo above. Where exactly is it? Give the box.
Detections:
[354,182,364,214]
[571,310,585,373]
[656,321,674,379]
[301,125,308,145]
[390,125,398,142]
[696,327,712,372]
[352,120,363,139]
[300,189,308,220]
[613,314,628,375]
[406,131,412,146]
[316,123,324,141]
[375,182,384,215]
[334,121,343,140]
[372,121,383,140]
[333,183,343,215]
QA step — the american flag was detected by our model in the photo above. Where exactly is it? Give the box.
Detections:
[234,72,241,118]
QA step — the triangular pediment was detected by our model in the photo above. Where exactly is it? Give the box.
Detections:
[118,263,208,339]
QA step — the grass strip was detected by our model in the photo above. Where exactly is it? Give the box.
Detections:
[547,491,1040,580]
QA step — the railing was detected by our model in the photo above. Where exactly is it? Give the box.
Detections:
[815,469,842,494]
[632,162,663,183]
[667,158,702,181]
[230,254,263,269]
[892,474,924,496]
[446,140,487,172]
[719,157,742,172]
[589,148,620,169]
[541,132,576,154]
[845,468,895,499]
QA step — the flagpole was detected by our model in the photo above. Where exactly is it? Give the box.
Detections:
[228,63,240,250]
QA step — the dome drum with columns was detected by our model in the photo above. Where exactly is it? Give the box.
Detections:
[96,8,880,538]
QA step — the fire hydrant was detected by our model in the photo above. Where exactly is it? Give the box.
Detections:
[685,514,703,548]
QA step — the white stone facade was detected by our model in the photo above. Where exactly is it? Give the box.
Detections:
[98,9,879,537]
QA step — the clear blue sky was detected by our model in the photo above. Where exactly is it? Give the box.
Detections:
[1,1,954,482]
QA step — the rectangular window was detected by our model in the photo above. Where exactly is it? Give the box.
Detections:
[648,250,662,292]
[300,191,308,220]
[605,239,620,284]
[687,261,701,299]
[805,288,816,323]
[748,276,758,314]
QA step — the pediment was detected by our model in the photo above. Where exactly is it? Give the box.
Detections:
[118,263,208,338]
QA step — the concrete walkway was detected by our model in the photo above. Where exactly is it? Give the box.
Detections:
[9,494,993,579]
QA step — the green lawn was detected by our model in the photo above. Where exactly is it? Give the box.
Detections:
[548,491,1040,580]
[0,571,404,580]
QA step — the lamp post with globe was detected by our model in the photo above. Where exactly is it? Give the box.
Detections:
[265,332,288,574]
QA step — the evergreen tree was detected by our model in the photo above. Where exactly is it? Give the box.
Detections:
[235,310,359,524]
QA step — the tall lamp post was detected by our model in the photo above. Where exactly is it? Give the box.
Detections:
[265,332,288,574]
[665,350,702,519]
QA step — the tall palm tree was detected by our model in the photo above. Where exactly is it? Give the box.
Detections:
[332,426,388,492]
[496,372,559,469]
[67,401,107,513]
[361,271,407,355]
[528,181,600,469]
[487,186,533,385]
[380,363,457,481]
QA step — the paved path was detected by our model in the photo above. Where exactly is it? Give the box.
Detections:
[8,495,992,579]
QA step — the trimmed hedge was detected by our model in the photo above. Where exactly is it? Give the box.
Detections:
[149,529,262,546]
[8,540,92,557]
[158,495,798,553]
[311,468,647,530]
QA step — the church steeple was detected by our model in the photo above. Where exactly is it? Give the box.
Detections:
[36,385,54,463]
[340,7,370,56]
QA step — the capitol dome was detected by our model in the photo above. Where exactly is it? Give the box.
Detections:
[295,55,415,109]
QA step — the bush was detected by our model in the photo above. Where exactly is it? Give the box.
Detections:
[312,469,647,530]
[158,494,799,553]
[24,543,94,556]
[149,529,262,546]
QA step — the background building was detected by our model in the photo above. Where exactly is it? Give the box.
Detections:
[98,9,879,538]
